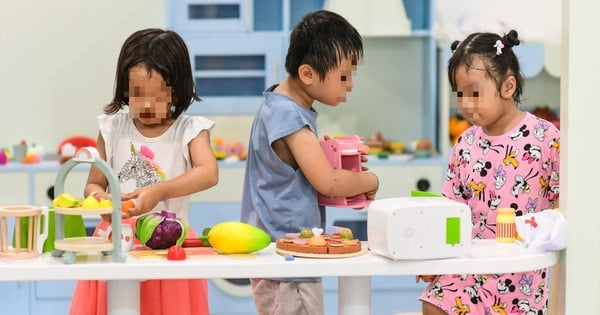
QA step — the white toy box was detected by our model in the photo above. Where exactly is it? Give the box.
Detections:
[367,197,471,260]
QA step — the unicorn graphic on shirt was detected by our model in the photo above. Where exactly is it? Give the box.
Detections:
[118,142,166,189]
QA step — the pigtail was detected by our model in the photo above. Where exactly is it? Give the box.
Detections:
[503,30,521,48]
[451,40,461,52]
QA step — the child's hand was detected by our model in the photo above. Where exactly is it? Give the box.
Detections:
[365,172,379,200]
[121,187,162,218]
[416,275,436,283]
[90,191,113,223]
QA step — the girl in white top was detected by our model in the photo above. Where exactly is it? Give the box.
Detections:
[70,28,218,315]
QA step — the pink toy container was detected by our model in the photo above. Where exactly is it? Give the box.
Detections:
[318,135,371,208]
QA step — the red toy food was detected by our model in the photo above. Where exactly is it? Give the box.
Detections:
[166,245,187,260]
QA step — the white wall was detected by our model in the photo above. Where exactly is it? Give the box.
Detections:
[0,0,165,153]
[561,0,600,313]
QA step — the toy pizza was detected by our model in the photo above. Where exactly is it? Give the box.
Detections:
[275,227,365,258]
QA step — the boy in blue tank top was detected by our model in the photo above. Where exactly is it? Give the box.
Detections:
[241,10,380,315]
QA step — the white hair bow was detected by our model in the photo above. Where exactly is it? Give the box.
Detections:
[494,40,505,55]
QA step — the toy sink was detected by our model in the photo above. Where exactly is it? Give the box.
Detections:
[367,197,471,260]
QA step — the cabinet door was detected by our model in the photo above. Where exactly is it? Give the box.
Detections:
[32,281,75,315]
[184,33,285,115]
[169,0,253,32]
[0,282,30,315]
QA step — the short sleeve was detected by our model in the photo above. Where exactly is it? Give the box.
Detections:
[181,116,215,146]
[97,113,121,165]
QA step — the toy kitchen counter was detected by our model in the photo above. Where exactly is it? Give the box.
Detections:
[0,240,557,315]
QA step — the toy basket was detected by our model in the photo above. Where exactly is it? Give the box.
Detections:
[0,205,48,259]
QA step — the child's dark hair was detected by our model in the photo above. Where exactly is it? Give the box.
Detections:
[285,10,363,80]
[105,28,200,119]
[448,30,524,104]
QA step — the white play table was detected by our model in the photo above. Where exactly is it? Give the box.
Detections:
[0,239,558,315]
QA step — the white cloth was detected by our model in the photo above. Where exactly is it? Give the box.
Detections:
[98,112,214,222]
[515,210,568,253]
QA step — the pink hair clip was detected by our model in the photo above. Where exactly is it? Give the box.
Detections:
[494,40,505,55]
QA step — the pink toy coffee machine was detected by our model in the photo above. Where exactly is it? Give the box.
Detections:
[318,135,371,208]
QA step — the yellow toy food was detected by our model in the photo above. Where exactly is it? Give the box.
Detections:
[205,221,271,254]
[99,199,112,208]
[53,193,81,208]
[81,195,100,209]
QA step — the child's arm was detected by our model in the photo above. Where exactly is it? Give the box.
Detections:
[124,130,218,216]
[284,127,378,198]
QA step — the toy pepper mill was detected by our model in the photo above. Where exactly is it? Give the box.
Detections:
[496,207,517,243]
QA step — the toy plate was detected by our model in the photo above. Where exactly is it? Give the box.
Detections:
[275,247,367,259]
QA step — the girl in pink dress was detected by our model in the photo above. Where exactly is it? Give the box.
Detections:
[418,30,560,315]
[69,28,218,315]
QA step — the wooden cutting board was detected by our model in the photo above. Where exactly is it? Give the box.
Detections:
[128,247,217,259]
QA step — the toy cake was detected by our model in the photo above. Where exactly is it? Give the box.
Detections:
[276,227,362,256]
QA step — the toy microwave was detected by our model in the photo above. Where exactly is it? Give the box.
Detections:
[367,197,471,260]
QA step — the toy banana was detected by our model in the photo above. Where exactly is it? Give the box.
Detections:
[53,193,81,208]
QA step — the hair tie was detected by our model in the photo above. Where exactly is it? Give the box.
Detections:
[494,40,505,55]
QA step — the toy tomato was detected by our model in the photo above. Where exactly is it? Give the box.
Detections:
[166,245,186,261]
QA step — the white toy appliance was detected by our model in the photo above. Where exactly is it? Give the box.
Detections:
[367,197,471,260]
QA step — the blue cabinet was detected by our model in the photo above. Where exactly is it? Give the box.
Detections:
[184,32,286,115]
[0,282,30,314]
[169,0,325,115]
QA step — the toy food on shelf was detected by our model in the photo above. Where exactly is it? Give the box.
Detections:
[57,136,97,164]
[55,193,113,210]
[203,221,270,254]
[275,226,362,256]
[448,114,471,145]
[212,136,247,161]
[81,195,100,209]
[366,131,388,155]
[366,131,405,158]
[53,193,82,208]
[0,150,7,165]
[12,139,31,163]
[410,138,435,158]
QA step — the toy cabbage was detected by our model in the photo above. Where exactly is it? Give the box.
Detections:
[136,210,188,249]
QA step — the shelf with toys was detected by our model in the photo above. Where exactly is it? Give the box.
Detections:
[50,147,126,264]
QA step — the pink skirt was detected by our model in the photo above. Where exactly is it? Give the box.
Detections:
[69,219,209,315]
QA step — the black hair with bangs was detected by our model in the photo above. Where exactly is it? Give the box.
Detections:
[448,30,524,104]
[105,28,200,119]
[285,10,363,81]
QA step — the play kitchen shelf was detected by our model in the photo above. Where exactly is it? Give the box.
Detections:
[51,147,126,264]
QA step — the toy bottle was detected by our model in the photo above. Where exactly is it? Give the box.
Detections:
[496,207,517,243]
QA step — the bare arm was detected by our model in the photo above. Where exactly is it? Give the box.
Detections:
[284,127,378,198]
[123,129,218,216]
